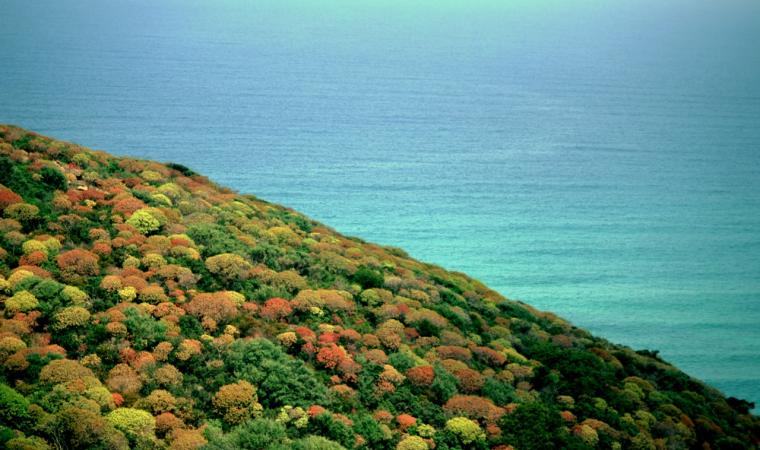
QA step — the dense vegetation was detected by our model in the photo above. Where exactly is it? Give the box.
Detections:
[0,125,757,450]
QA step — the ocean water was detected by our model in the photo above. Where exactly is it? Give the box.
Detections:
[1,0,759,409]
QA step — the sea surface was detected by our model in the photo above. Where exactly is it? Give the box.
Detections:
[2,0,759,409]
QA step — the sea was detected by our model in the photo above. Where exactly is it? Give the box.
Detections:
[1,0,759,410]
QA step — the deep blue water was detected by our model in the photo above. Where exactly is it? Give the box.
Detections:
[2,0,760,409]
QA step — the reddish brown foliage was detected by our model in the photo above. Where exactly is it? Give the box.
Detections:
[443,395,504,421]
[453,367,485,393]
[57,249,100,277]
[436,345,472,362]
[473,346,507,367]
[406,365,435,386]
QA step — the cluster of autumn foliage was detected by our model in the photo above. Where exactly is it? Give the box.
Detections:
[0,125,757,450]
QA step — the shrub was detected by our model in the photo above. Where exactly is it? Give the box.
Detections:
[0,336,26,360]
[212,380,263,425]
[4,203,39,222]
[53,306,91,330]
[205,253,252,281]
[443,395,503,421]
[397,435,428,450]
[498,402,567,450]
[260,297,293,321]
[225,338,327,408]
[353,266,384,289]
[6,436,51,450]
[290,435,347,450]
[106,364,143,397]
[61,285,89,305]
[453,367,485,393]
[106,407,156,441]
[5,290,39,313]
[57,249,100,277]
[39,359,95,384]
[445,417,485,445]
[317,345,348,370]
[184,292,238,323]
[0,187,22,211]
[406,366,435,386]
[126,208,162,234]
[0,383,30,424]
[430,364,458,403]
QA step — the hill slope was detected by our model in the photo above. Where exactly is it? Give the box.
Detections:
[0,125,757,450]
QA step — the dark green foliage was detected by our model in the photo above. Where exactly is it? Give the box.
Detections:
[412,318,441,337]
[521,337,618,399]
[387,352,415,373]
[357,363,383,409]
[0,426,14,447]
[497,301,537,323]
[351,414,391,450]
[290,435,347,450]
[250,243,286,269]
[179,314,204,339]
[430,363,458,404]
[11,134,33,150]
[24,352,64,382]
[482,377,517,405]
[727,396,755,415]
[166,162,196,176]
[0,156,54,216]
[187,223,248,258]
[39,166,67,191]
[123,308,167,351]
[0,383,30,425]
[203,418,288,449]
[352,266,384,289]
[498,402,587,450]
[308,413,354,449]
[225,339,327,408]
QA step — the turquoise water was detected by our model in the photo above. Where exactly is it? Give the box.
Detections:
[2,0,760,408]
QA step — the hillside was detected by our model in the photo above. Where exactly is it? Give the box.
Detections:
[0,124,757,450]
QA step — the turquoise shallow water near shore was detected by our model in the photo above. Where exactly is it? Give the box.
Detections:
[1,0,759,409]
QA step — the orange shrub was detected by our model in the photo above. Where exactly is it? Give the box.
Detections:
[184,292,238,323]
[260,297,293,321]
[0,187,22,211]
[317,344,348,370]
[397,413,417,431]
